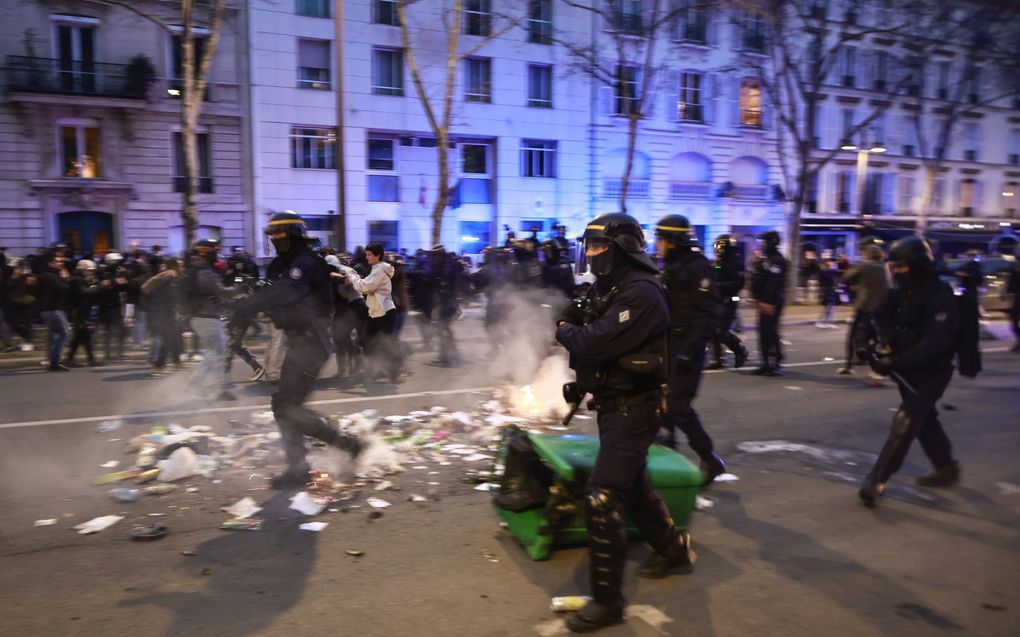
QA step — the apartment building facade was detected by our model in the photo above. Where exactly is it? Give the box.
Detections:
[0,0,252,256]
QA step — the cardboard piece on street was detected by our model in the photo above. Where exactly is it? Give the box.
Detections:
[73,515,124,535]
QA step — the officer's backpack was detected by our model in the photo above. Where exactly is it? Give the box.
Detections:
[955,293,982,378]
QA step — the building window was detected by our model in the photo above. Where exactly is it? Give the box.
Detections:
[612,0,644,34]
[741,12,765,52]
[903,57,923,96]
[1010,129,1020,165]
[902,115,918,157]
[936,61,950,99]
[296,0,330,18]
[932,178,945,212]
[1003,181,1017,215]
[527,64,552,108]
[368,220,399,250]
[679,72,703,122]
[372,48,403,95]
[898,175,914,213]
[874,51,888,91]
[60,124,102,179]
[679,1,707,43]
[840,45,856,88]
[290,127,336,169]
[840,108,855,146]
[373,0,399,25]
[297,39,330,89]
[461,143,489,175]
[459,220,491,253]
[615,64,640,115]
[960,179,977,216]
[367,138,398,202]
[464,0,492,36]
[963,123,980,162]
[169,33,208,98]
[836,170,852,213]
[457,142,492,204]
[739,77,762,127]
[520,139,556,178]
[53,17,97,94]
[173,131,213,193]
[528,0,552,44]
[968,68,980,104]
[464,57,492,103]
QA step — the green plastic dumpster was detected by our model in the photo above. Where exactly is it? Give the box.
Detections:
[493,428,702,561]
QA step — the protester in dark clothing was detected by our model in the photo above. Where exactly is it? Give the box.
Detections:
[64,259,101,366]
[36,251,71,371]
[186,240,238,400]
[839,241,889,374]
[143,258,185,373]
[96,252,128,361]
[750,230,788,375]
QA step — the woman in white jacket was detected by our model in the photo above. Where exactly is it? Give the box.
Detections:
[343,243,401,382]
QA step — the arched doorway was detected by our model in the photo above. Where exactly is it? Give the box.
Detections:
[58,211,113,255]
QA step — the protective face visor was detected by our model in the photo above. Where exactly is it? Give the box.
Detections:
[585,238,613,276]
[269,231,290,254]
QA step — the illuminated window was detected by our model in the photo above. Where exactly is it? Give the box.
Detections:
[739,77,762,127]
[679,72,702,122]
[291,127,336,169]
[60,123,102,179]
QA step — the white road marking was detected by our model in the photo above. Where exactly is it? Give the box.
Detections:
[0,385,497,430]
[0,347,1011,430]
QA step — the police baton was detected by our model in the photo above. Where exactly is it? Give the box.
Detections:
[561,401,581,427]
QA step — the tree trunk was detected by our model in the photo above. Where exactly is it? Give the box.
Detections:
[916,165,938,240]
[432,131,450,248]
[786,170,808,300]
[620,114,640,214]
[181,3,198,247]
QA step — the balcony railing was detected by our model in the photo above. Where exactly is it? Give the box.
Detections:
[602,178,650,199]
[732,184,769,200]
[668,182,712,200]
[4,56,147,99]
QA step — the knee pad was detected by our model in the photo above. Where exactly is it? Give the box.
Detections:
[890,409,912,436]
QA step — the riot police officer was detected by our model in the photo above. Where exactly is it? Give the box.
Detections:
[858,236,962,506]
[541,238,575,301]
[708,234,748,369]
[654,215,727,485]
[556,213,695,633]
[231,212,361,489]
[750,230,788,375]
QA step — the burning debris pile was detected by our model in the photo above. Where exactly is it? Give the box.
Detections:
[71,380,578,536]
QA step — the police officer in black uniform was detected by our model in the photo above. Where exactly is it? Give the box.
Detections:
[750,230,788,376]
[654,215,728,485]
[858,236,962,506]
[541,238,576,301]
[708,234,749,369]
[231,212,360,489]
[556,213,695,633]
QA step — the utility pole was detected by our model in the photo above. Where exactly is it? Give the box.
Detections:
[334,0,347,250]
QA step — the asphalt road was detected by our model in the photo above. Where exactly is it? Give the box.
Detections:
[1,310,1018,637]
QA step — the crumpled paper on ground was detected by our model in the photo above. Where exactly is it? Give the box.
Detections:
[73,515,124,535]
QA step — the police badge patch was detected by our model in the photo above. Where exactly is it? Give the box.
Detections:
[289,267,303,280]
[618,310,630,323]
[699,277,711,291]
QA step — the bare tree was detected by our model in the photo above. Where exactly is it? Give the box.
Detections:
[397,0,523,246]
[726,0,960,290]
[558,0,689,212]
[903,3,1020,237]
[82,0,228,246]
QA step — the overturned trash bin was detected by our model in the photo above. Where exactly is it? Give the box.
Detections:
[493,426,701,560]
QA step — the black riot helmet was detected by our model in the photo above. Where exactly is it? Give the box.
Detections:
[888,235,933,289]
[541,238,562,263]
[655,214,695,250]
[264,211,310,255]
[582,212,657,276]
[758,229,781,254]
[713,234,737,257]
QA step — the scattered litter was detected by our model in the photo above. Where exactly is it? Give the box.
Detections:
[95,469,141,485]
[573,414,591,420]
[221,519,262,531]
[107,488,141,503]
[714,473,739,482]
[409,494,429,502]
[822,356,835,362]
[223,496,261,519]
[100,460,119,469]
[290,492,328,516]
[73,515,124,535]
[157,448,198,482]
[474,483,498,492]
[481,549,500,563]
[95,420,122,433]
[345,549,365,557]
[144,484,177,496]
[367,510,384,520]
[34,519,57,527]
[130,523,168,541]
[185,487,200,493]
[366,497,391,509]
[463,453,494,462]
[994,482,1020,496]
[299,521,329,532]
[694,495,714,510]
[375,480,394,491]
[137,469,160,483]
[148,513,166,517]
[784,386,803,391]
[551,596,591,612]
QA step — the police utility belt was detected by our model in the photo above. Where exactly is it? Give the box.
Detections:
[587,388,663,415]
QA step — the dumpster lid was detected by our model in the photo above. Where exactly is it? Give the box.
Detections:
[527,433,702,488]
